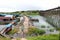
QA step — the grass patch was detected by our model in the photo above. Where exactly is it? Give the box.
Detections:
[7,27,19,35]
[16,38,20,40]
[0,36,11,40]
[27,34,59,40]
[27,27,45,36]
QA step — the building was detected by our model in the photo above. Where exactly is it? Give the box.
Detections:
[0,14,15,24]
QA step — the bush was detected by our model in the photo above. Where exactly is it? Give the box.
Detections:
[49,29,54,32]
[27,27,45,36]
[7,28,18,35]
[41,25,45,28]
[56,27,60,31]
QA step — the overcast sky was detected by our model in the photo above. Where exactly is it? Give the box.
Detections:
[0,0,60,12]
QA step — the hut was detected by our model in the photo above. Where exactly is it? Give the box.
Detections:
[0,14,15,24]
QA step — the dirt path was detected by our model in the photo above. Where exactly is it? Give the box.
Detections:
[11,38,16,40]
[12,16,29,40]
[20,16,29,40]
[23,16,29,33]
[11,37,27,40]
[21,38,27,40]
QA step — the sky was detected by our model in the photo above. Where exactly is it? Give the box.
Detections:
[0,0,60,12]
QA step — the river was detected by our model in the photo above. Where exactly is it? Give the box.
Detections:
[29,15,54,30]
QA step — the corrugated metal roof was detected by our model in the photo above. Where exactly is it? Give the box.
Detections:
[5,15,13,18]
[0,14,13,18]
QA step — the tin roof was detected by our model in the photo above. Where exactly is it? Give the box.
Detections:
[0,14,13,18]
[5,15,13,18]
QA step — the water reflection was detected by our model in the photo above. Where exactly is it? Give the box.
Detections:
[30,15,53,27]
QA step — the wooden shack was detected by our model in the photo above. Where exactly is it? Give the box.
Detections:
[0,14,15,24]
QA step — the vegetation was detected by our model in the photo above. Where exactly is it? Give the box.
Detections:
[16,38,20,40]
[0,22,3,24]
[7,27,18,35]
[27,27,45,36]
[0,36,11,40]
[27,34,59,40]
[49,29,55,32]
[0,10,39,16]
[56,27,60,31]
[41,25,45,28]
[0,36,21,40]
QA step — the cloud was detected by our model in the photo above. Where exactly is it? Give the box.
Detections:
[0,0,60,12]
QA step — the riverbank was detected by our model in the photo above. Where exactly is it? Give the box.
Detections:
[27,34,59,40]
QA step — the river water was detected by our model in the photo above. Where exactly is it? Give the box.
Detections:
[29,15,60,34]
[29,15,54,30]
